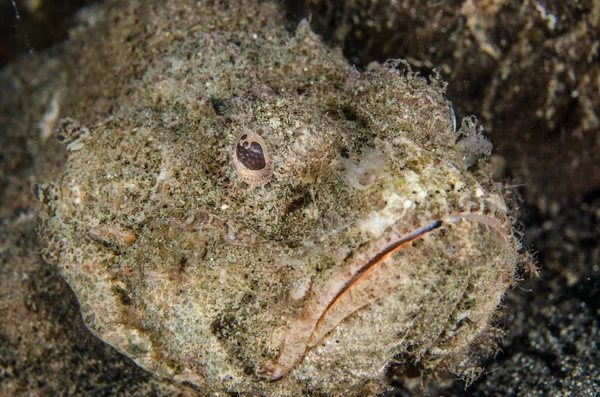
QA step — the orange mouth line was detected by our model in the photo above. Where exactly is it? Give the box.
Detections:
[311,219,443,340]
[261,213,510,381]
[261,219,447,381]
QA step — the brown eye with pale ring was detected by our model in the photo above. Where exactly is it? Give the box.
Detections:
[231,129,274,186]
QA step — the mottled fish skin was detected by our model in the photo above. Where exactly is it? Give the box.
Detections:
[35,0,522,395]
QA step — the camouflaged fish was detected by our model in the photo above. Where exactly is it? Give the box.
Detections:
[37,1,522,395]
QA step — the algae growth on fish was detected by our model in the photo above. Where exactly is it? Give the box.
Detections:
[36,0,522,395]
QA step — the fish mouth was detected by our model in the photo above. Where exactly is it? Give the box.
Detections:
[260,213,512,381]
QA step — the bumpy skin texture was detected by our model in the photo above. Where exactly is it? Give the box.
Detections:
[36,1,521,395]
[286,0,600,205]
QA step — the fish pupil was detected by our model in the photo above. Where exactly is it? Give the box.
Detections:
[237,140,266,170]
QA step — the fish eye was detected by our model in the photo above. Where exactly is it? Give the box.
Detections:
[231,129,274,186]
